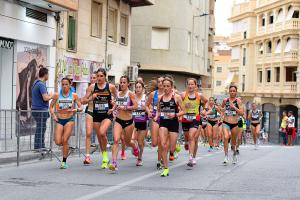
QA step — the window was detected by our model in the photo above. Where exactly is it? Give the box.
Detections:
[243,31,247,39]
[108,8,117,42]
[275,67,280,82]
[267,41,272,54]
[269,15,274,24]
[91,1,102,38]
[259,43,264,55]
[216,81,222,86]
[151,27,170,50]
[243,48,246,66]
[286,67,297,82]
[262,17,265,26]
[195,35,199,55]
[292,10,299,18]
[217,66,222,73]
[266,69,271,82]
[188,32,191,53]
[68,12,77,51]
[258,70,262,83]
[120,15,128,45]
[242,75,245,92]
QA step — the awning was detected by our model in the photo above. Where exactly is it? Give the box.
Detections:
[276,9,284,23]
[224,72,235,86]
[285,38,299,52]
[275,40,281,53]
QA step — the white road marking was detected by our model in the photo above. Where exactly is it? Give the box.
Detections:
[74,151,223,200]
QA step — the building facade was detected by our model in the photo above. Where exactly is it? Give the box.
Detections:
[213,36,231,99]
[0,0,78,110]
[131,0,215,95]
[229,0,300,143]
[56,0,154,97]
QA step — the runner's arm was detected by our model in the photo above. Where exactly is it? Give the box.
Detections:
[81,84,94,104]
[49,93,58,120]
[73,93,83,112]
[175,94,186,118]
[126,92,138,111]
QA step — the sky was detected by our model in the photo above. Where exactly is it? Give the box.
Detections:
[215,0,234,36]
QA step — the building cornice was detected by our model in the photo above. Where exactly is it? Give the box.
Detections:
[254,0,300,14]
[228,12,256,22]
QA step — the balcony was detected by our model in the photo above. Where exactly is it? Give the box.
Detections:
[283,82,297,93]
[258,19,300,35]
[126,0,155,7]
[283,50,298,63]
[229,59,240,72]
[231,0,256,18]
[20,0,78,11]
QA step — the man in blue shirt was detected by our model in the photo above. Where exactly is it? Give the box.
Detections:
[31,67,53,150]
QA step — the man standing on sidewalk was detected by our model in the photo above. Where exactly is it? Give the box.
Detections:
[31,67,53,150]
[287,111,296,146]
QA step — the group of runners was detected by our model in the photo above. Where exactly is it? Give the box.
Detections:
[49,69,263,177]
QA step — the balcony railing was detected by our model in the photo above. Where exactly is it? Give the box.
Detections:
[284,82,297,93]
[258,19,300,35]
[284,50,298,62]
[257,0,279,7]
[231,0,256,17]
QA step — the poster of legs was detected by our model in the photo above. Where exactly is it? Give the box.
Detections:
[16,42,47,136]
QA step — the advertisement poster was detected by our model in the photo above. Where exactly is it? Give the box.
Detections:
[57,57,103,83]
[16,42,47,135]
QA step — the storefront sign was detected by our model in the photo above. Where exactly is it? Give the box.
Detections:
[57,57,103,83]
[0,37,14,49]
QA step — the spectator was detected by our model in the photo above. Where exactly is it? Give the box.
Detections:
[280,111,288,145]
[287,111,296,146]
[31,67,53,150]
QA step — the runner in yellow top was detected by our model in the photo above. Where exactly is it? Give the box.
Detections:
[181,78,207,167]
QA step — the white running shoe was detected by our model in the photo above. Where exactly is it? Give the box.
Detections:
[232,152,238,164]
[192,158,197,165]
[223,155,229,165]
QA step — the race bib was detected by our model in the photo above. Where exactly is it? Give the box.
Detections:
[184,113,196,121]
[133,111,146,118]
[58,100,73,110]
[116,98,127,106]
[95,103,109,111]
[225,110,237,116]
[161,110,175,119]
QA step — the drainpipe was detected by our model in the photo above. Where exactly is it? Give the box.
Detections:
[104,0,109,69]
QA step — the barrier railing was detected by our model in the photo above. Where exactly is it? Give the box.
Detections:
[0,110,115,166]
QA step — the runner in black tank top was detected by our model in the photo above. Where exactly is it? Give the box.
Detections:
[83,68,117,169]
[155,77,185,177]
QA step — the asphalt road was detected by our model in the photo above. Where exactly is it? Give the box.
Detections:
[0,144,299,200]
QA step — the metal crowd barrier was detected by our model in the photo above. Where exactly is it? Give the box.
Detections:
[0,110,115,166]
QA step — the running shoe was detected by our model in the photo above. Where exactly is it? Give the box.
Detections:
[254,144,258,150]
[136,159,143,166]
[208,146,213,152]
[223,155,229,165]
[60,162,69,169]
[174,152,179,160]
[184,143,189,151]
[187,157,193,167]
[109,161,118,171]
[236,149,240,155]
[102,151,109,163]
[157,161,162,170]
[132,148,139,157]
[121,153,127,160]
[101,162,108,169]
[176,143,182,153]
[160,168,169,177]
[192,158,197,165]
[232,152,238,164]
[169,154,175,161]
[83,156,92,165]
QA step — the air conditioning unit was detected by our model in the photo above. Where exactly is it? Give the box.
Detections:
[127,66,138,82]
